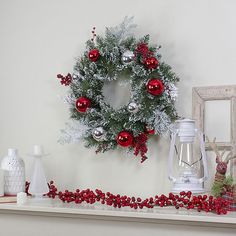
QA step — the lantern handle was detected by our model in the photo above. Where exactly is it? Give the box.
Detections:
[168,130,178,183]
[196,130,208,183]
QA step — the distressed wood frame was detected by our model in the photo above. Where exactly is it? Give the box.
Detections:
[192,85,236,176]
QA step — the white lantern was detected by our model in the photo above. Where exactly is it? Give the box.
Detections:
[168,119,208,193]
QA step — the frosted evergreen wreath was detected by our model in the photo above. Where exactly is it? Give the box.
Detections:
[57,17,179,162]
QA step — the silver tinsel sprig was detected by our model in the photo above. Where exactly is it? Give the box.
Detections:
[167,83,178,101]
[72,69,84,81]
[153,110,172,136]
[63,93,76,108]
[106,16,137,43]
[58,121,89,144]
[132,65,149,77]
[108,46,120,62]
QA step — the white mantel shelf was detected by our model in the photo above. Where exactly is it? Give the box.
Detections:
[0,200,235,229]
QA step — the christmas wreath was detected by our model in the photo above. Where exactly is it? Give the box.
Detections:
[57,17,179,162]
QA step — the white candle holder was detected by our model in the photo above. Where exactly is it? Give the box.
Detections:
[28,145,49,201]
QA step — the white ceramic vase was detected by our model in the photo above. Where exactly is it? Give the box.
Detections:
[0,169,4,197]
[1,149,25,195]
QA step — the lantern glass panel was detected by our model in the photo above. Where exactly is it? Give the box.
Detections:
[173,135,202,180]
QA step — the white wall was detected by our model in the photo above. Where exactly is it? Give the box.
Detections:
[0,0,236,198]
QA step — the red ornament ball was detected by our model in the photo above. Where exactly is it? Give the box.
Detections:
[75,97,91,113]
[144,57,159,69]
[117,131,134,147]
[145,125,155,135]
[146,79,164,96]
[88,49,100,62]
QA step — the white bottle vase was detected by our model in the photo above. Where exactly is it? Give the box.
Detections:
[1,149,25,195]
[0,169,4,196]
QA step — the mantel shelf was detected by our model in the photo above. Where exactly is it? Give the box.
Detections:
[0,200,235,228]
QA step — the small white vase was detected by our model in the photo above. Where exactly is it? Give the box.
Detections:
[1,149,25,195]
[0,169,4,197]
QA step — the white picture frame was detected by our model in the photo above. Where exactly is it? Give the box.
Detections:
[192,85,236,176]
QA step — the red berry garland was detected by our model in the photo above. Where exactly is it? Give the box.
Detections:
[44,181,232,215]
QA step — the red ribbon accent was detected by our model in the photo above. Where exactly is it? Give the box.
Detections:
[133,133,148,163]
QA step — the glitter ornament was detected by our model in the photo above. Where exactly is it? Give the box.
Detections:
[88,49,100,62]
[117,131,134,147]
[127,102,139,113]
[121,50,135,64]
[92,127,106,141]
[146,79,164,96]
[75,97,91,113]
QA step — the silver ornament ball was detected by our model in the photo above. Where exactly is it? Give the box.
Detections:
[122,50,135,64]
[72,74,78,79]
[92,127,106,141]
[128,102,139,113]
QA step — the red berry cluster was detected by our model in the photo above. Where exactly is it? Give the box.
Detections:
[47,181,58,198]
[46,181,231,215]
[91,27,96,41]
[57,73,72,86]
[133,133,148,163]
[25,181,30,195]
[135,43,159,70]
[135,43,153,59]
[95,143,109,154]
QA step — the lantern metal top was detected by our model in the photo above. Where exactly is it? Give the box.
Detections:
[176,119,196,143]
